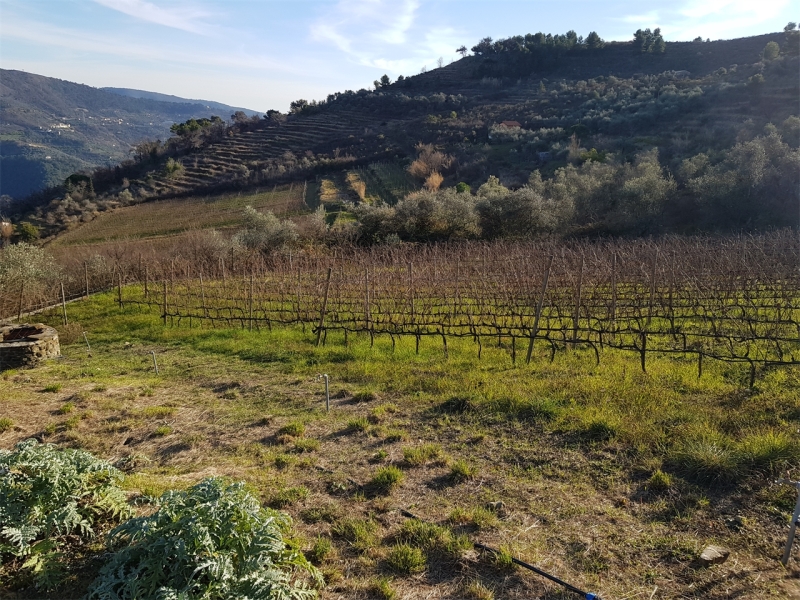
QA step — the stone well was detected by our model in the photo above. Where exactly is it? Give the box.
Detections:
[0,323,60,369]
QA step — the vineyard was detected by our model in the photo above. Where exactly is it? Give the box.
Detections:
[354,162,420,205]
[51,184,308,246]
[11,232,799,381]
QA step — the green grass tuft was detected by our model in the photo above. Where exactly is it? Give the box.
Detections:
[306,536,333,564]
[386,543,426,574]
[277,421,305,438]
[450,459,477,481]
[270,486,309,508]
[403,443,443,466]
[332,517,379,553]
[347,416,370,433]
[370,465,404,493]
[646,469,673,493]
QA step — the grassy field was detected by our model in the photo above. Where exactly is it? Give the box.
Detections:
[51,185,307,246]
[1,293,800,598]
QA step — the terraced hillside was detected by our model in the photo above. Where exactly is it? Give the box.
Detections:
[12,29,800,242]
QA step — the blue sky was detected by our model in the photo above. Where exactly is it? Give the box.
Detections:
[1,1,795,112]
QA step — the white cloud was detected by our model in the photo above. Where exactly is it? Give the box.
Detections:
[309,0,465,76]
[93,0,215,34]
[0,12,298,75]
[669,0,789,40]
[620,11,660,25]
[310,1,419,57]
[615,0,791,41]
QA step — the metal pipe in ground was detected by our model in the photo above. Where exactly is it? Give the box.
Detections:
[317,374,330,411]
[778,479,800,566]
[399,509,600,599]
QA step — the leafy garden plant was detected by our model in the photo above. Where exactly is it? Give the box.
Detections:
[87,477,321,600]
[0,439,132,589]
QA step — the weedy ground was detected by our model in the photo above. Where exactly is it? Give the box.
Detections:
[1,294,800,599]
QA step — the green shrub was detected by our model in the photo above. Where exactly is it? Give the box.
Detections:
[87,478,320,599]
[0,440,132,589]
[0,417,13,433]
[370,466,403,494]
[386,543,426,574]
[58,402,74,414]
[43,384,62,393]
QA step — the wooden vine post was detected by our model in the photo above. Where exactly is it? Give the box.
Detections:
[60,282,68,326]
[526,255,554,364]
[200,270,208,319]
[316,267,333,347]
[17,282,24,322]
[610,252,617,342]
[249,270,254,332]
[364,269,372,343]
[84,262,89,299]
[162,280,167,326]
[572,253,584,349]
[641,248,658,373]
[117,270,123,308]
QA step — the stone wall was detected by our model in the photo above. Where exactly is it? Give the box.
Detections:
[0,323,60,369]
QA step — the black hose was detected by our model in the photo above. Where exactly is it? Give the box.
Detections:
[399,509,601,600]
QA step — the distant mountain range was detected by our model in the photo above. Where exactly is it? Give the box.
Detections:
[0,69,259,199]
[101,88,258,118]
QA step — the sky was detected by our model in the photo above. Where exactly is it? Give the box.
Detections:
[0,0,795,112]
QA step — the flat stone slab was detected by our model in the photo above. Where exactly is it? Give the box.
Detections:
[699,545,730,566]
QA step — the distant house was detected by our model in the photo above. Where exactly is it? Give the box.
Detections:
[488,120,524,141]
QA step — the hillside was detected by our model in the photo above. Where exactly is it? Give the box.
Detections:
[8,29,800,243]
[101,87,258,117]
[0,70,259,199]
